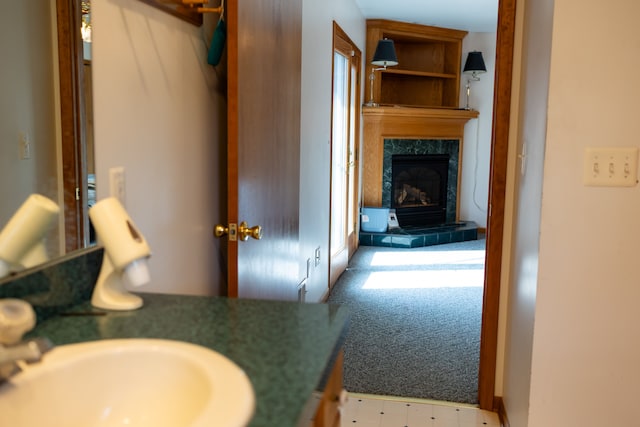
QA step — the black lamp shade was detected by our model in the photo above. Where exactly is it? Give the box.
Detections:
[372,39,398,67]
[463,51,487,74]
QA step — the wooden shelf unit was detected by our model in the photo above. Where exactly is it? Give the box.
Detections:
[366,19,467,108]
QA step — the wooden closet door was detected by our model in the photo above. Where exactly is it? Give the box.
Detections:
[225,0,302,299]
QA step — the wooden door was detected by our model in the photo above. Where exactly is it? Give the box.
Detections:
[225,0,303,300]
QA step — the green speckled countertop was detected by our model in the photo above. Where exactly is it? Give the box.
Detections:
[27,293,349,427]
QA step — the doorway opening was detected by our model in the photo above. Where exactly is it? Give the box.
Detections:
[331,0,516,410]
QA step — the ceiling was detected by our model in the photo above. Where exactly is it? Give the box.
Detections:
[354,0,499,33]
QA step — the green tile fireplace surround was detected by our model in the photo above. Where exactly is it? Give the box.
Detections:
[383,138,460,223]
[0,249,349,427]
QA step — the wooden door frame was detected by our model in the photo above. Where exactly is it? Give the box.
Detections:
[329,22,362,287]
[57,0,89,252]
[478,0,517,411]
[344,26,362,260]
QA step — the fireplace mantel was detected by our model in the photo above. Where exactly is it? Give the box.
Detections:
[362,106,478,212]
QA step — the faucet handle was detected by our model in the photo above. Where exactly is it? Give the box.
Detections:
[0,299,36,345]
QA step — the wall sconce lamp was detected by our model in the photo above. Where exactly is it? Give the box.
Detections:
[365,38,398,107]
[463,51,487,110]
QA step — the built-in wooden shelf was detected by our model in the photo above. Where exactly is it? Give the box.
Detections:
[363,105,479,121]
[382,69,457,79]
[366,19,467,108]
[363,20,477,220]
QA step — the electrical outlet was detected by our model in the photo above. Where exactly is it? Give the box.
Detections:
[314,246,321,267]
[388,209,400,229]
[583,147,639,187]
[297,279,307,303]
[109,167,126,205]
[19,132,31,160]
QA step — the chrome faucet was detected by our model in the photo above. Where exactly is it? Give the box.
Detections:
[0,299,54,381]
[0,337,54,381]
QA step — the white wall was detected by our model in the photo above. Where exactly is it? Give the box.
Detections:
[501,0,554,425]
[300,0,365,302]
[528,0,640,425]
[1,1,61,254]
[92,0,225,296]
[499,0,640,425]
[459,33,496,229]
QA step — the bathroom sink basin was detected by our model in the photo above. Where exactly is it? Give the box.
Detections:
[0,338,255,427]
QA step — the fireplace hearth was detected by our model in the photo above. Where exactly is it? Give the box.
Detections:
[359,221,479,248]
[391,154,450,227]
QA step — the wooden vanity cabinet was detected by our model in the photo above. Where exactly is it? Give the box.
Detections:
[313,350,344,427]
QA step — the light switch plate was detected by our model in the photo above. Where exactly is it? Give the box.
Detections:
[583,147,639,187]
[19,132,31,160]
[109,167,126,204]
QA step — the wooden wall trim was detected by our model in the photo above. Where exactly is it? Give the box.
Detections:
[494,396,510,427]
[225,0,239,297]
[478,0,518,410]
[57,0,86,252]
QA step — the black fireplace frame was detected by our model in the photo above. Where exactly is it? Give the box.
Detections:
[391,154,450,227]
[382,139,459,225]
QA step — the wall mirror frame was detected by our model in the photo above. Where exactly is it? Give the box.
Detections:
[57,0,93,253]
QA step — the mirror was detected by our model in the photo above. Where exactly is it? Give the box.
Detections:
[0,0,94,277]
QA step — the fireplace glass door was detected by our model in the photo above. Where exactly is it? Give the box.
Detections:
[391,154,449,226]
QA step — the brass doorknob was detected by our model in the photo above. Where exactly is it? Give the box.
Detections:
[239,221,262,241]
[214,224,228,237]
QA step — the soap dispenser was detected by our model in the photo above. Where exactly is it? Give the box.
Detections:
[89,197,151,311]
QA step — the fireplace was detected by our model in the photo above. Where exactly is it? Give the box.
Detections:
[391,154,449,226]
[382,139,460,226]
[360,108,479,247]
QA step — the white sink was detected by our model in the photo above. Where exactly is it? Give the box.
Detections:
[0,338,255,427]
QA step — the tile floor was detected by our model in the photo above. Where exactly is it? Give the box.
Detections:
[338,393,501,427]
